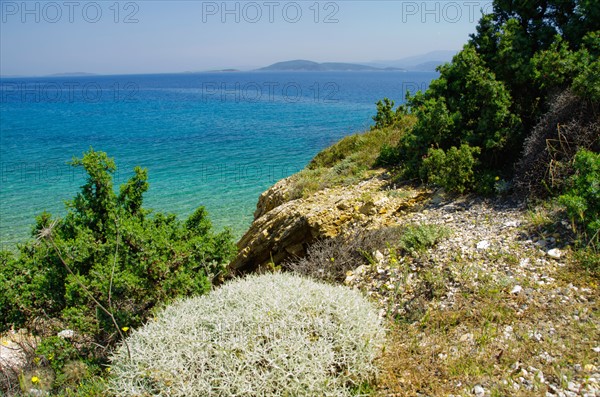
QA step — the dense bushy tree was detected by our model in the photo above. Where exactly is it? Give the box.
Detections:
[470,0,600,130]
[406,46,519,176]
[378,0,599,193]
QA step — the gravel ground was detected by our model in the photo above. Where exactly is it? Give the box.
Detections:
[345,194,599,396]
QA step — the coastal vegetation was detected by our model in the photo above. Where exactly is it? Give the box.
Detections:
[1,0,599,396]
[109,273,384,397]
[0,149,236,395]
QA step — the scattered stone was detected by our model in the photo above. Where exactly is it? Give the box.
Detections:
[460,333,474,343]
[511,285,523,294]
[519,258,530,267]
[472,385,485,396]
[477,240,490,250]
[547,248,562,259]
[57,329,74,339]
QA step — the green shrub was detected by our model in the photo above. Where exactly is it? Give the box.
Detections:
[371,98,405,130]
[421,145,481,194]
[0,149,236,360]
[54,376,108,397]
[380,46,520,190]
[36,336,79,375]
[398,224,451,256]
[109,273,385,397]
[574,246,600,275]
[559,149,600,243]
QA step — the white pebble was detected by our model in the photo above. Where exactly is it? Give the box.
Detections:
[477,240,490,250]
[511,285,523,294]
[547,248,562,259]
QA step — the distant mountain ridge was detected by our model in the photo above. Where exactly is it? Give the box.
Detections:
[258,60,404,72]
[366,50,457,71]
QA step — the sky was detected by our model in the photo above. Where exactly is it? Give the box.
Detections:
[0,0,494,76]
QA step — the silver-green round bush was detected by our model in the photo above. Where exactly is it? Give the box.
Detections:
[109,273,385,397]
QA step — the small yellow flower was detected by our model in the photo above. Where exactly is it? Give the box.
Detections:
[121,326,130,332]
[31,376,40,384]
[1,340,8,346]
[495,176,500,181]
[330,257,335,262]
[106,367,112,373]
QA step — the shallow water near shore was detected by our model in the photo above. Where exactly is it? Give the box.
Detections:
[0,71,437,247]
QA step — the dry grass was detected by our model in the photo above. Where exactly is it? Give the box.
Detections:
[288,116,416,199]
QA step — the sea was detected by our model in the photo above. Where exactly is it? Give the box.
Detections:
[0,71,437,248]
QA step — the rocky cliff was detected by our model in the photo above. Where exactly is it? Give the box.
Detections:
[229,170,428,274]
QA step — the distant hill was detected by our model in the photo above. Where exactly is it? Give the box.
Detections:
[258,60,404,72]
[46,72,98,77]
[367,50,457,71]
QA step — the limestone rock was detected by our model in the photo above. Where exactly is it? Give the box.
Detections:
[229,171,423,274]
[254,177,293,219]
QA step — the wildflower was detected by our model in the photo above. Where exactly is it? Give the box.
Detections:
[31,376,40,384]
[495,176,500,181]
[121,326,130,332]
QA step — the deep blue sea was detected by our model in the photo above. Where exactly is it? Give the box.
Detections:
[0,71,437,247]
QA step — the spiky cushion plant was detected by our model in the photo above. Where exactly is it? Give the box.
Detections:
[109,273,385,397]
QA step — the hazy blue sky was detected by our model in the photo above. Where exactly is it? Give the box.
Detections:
[1,1,493,75]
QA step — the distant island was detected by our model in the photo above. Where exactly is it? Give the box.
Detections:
[258,60,404,72]
[46,72,98,77]
[207,69,241,73]
[366,50,457,71]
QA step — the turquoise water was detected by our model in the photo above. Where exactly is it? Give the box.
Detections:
[0,71,436,247]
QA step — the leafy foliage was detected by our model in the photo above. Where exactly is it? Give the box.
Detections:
[559,149,600,243]
[421,145,481,194]
[398,224,451,256]
[0,149,236,395]
[371,98,405,130]
[380,45,520,192]
[377,0,599,194]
